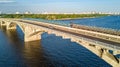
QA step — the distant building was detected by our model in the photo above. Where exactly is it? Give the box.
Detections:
[16,12,20,14]
[42,12,48,14]
[25,11,31,14]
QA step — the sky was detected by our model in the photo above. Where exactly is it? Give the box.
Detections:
[0,0,120,14]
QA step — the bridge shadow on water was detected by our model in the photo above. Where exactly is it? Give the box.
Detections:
[0,26,112,67]
[0,26,53,67]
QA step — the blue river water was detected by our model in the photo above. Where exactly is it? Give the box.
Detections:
[25,15,120,30]
[0,16,119,67]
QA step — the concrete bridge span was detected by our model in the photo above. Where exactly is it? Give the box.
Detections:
[0,19,44,42]
[0,18,120,67]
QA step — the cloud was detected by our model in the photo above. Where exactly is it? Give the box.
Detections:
[0,0,15,3]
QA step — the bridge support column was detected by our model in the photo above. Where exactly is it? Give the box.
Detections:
[95,46,104,57]
[0,21,6,26]
[6,22,17,30]
[101,49,119,67]
[24,26,44,42]
[113,50,120,55]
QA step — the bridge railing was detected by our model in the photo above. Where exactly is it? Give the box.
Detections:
[71,24,120,36]
[30,19,120,36]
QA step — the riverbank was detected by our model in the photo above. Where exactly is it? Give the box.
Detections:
[0,14,109,20]
[54,17,99,20]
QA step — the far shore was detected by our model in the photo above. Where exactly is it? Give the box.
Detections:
[0,14,111,20]
[54,17,97,20]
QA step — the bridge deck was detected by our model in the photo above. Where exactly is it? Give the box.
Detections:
[0,19,119,67]
[17,20,120,49]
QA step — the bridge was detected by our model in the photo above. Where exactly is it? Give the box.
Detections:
[0,18,120,67]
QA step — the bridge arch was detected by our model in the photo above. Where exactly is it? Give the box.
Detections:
[6,22,17,30]
[0,20,44,42]
[0,21,6,26]
[12,22,44,42]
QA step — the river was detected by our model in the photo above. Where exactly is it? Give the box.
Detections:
[26,15,120,30]
[1,16,119,67]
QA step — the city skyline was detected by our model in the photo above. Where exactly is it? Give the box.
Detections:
[0,0,120,14]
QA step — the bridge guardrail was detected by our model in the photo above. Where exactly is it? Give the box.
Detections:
[71,24,120,36]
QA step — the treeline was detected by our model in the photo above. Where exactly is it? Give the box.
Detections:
[0,14,109,20]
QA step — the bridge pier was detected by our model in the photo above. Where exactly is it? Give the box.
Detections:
[113,50,120,55]
[6,22,17,30]
[24,26,44,42]
[76,39,120,67]
[0,21,7,27]
[24,32,43,42]
[101,49,120,67]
